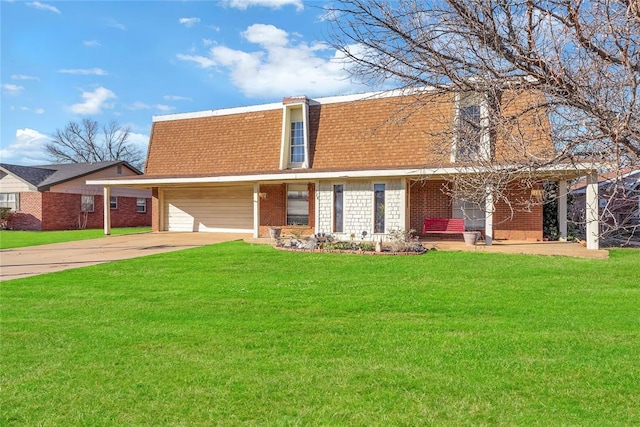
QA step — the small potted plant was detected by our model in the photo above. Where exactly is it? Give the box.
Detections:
[463,230,481,246]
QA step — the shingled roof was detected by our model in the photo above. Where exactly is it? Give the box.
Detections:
[144,89,553,179]
[0,161,141,191]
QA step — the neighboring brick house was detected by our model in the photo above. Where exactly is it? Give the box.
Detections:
[89,89,602,248]
[0,161,151,231]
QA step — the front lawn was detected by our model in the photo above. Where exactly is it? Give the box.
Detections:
[0,227,151,249]
[1,243,638,425]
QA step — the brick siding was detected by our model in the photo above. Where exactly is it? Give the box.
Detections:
[8,192,43,230]
[7,192,151,231]
[258,183,315,237]
[409,179,543,240]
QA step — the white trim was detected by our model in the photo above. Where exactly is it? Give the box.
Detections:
[154,102,282,122]
[280,102,310,169]
[88,164,598,188]
[152,87,438,123]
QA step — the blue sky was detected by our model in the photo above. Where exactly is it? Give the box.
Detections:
[1,0,377,166]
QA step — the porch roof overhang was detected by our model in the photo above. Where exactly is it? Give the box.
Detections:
[87,163,598,189]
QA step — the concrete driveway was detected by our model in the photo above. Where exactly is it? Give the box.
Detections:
[0,232,249,282]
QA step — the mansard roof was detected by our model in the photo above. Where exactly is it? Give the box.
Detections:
[144,89,553,178]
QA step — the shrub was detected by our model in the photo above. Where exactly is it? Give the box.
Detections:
[0,207,13,230]
[388,229,425,253]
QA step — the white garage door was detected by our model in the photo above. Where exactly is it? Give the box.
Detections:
[164,186,253,233]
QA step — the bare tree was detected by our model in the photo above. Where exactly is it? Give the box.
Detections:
[328,0,640,242]
[45,119,144,170]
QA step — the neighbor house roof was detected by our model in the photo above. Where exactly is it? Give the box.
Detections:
[0,161,141,191]
[571,167,640,193]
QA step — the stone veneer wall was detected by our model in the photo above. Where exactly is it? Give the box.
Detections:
[316,178,405,240]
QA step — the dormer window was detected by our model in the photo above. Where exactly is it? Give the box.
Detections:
[453,92,490,162]
[280,96,309,169]
[290,121,305,163]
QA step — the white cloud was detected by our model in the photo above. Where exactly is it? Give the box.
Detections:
[2,84,24,95]
[176,53,216,68]
[126,101,150,111]
[163,95,192,101]
[0,128,51,165]
[155,104,174,112]
[58,68,108,75]
[107,20,126,31]
[179,17,200,28]
[125,131,151,155]
[83,40,101,47]
[11,74,40,81]
[126,101,176,112]
[222,0,303,11]
[18,106,45,114]
[178,24,365,98]
[242,23,288,47]
[26,1,60,14]
[70,87,116,114]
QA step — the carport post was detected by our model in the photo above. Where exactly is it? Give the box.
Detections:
[103,186,111,235]
[253,183,260,238]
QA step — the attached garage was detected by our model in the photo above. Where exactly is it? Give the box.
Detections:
[163,186,254,233]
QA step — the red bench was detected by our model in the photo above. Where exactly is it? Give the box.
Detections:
[423,218,465,235]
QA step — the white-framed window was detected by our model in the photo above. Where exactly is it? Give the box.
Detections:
[453,199,485,230]
[0,193,19,211]
[453,92,490,162]
[136,198,147,213]
[333,184,344,233]
[81,195,94,213]
[287,184,309,225]
[110,196,118,209]
[374,183,385,233]
[280,100,309,169]
[290,121,305,163]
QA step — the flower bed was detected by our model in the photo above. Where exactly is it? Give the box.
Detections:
[273,230,427,255]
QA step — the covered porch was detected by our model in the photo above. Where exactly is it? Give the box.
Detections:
[88,164,603,250]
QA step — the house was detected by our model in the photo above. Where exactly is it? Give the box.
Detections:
[0,161,151,231]
[88,89,602,249]
[570,168,640,240]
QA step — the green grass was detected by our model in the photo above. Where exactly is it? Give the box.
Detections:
[0,227,151,249]
[1,243,639,425]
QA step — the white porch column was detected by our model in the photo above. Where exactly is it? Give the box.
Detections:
[557,180,568,241]
[103,186,111,235]
[585,171,600,250]
[253,183,260,238]
[485,184,494,246]
[314,180,320,234]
